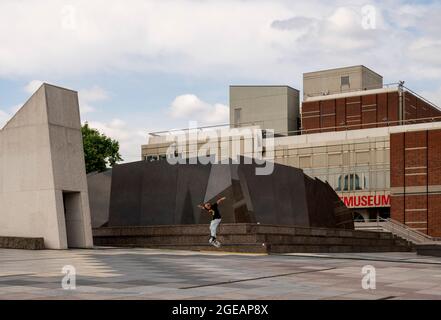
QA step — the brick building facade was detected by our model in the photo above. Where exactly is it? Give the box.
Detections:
[390,129,441,237]
[301,88,441,134]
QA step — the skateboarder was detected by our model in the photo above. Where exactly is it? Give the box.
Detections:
[198,197,226,247]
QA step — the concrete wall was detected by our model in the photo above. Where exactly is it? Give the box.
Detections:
[0,84,93,249]
[303,65,383,99]
[229,86,300,135]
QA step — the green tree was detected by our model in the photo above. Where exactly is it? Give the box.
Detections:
[81,122,123,173]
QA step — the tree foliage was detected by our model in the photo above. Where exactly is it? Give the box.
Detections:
[81,122,123,173]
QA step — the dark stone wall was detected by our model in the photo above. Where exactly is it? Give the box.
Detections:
[108,161,211,226]
[94,158,353,230]
[238,162,309,226]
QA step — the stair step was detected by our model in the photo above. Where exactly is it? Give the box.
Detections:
[94,223,395,239]
[94,234,409,247]
[93,223,414,254]
[112,243,269,254]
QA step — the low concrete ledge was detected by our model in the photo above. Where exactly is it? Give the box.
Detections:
[0,236,45,250]
[94,223,393,240]
[416,244,441,257]
[93,223,413,253]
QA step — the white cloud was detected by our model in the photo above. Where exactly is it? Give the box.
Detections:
[9,104,22,114]
[0,105,23,129]
[22,80,108,114]
[0,0,282,78]
[408,38,441,66]
[0,109,10,128]
[2,0,441,163]
[419,86,441,110]
[0,0,440,85]
[0,81,107,131]
[169,94,229,125]
[86,119,146,163]
[80,85,109,102]
[78,85,109,114]
[24,80,44,94]
[80,104,96,114]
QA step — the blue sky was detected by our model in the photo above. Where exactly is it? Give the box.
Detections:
[1,0,441,162]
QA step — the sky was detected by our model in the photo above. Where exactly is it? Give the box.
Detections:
[1,0,441,162]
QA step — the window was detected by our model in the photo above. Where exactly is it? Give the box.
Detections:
[145,155,159,162]
[234,108,241,127]
[341,76,350,87]
[336,173,362,191]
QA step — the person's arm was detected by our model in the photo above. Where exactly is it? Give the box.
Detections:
[216,197,226,204]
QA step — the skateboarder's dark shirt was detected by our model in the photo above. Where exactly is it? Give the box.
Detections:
[207,203,221,220]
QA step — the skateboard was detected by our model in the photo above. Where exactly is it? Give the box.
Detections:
[212,240,221,248]
[209,238,222,248]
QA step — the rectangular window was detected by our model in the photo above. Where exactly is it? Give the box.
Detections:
[341,76,350,87]
[146,155,158,162]
[234,108,242,126]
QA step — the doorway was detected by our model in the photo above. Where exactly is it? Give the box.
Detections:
[63,191,84,248]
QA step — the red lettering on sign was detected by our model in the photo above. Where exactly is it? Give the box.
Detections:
[340,195,391,208]
[381,195,390,206]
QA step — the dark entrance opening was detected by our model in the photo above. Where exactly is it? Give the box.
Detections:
[63,191,84,248]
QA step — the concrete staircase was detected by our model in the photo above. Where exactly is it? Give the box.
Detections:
[355,218,441,244]
[93,223,413,254]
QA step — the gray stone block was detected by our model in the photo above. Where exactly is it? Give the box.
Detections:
[0,236,45,250]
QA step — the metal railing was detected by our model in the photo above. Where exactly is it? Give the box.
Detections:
[355,218,439,244]
[299,115,441,135]
[402,84,441,111]
[147,82,441,138]
[148,114,441,140]
[304,82,401,99]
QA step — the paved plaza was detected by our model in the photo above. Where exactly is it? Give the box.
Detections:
[0,247,441,300]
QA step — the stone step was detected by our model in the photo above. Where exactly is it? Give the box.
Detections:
[104,243,269,254]
[416,244,441,257]
[268,244,412,254]
[92,241,411,254]
[93,223,414,253]
[94,233,408,248]
[94,223,396,240]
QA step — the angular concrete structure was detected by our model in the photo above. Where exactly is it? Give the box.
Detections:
[0,84,93,249]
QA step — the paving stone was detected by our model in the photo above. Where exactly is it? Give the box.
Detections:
[1,248,441,299]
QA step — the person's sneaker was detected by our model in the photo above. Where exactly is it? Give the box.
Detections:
[208,237,214,244]
[213,240,221,248]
